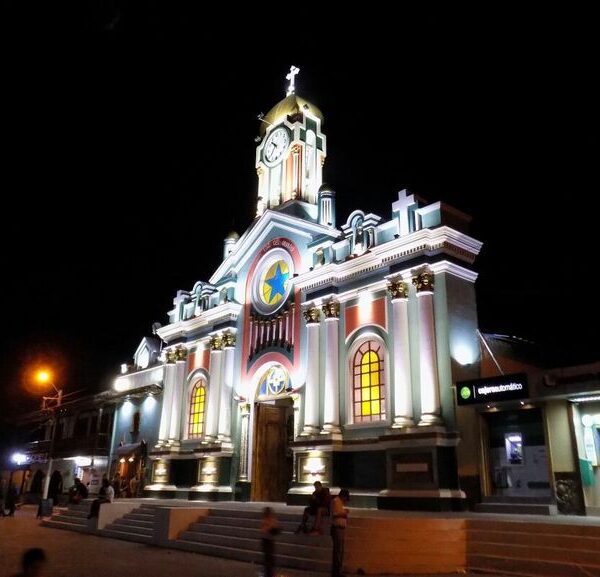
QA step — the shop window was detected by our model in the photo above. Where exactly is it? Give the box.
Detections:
[188,381,206,439]
[505,432,523,465]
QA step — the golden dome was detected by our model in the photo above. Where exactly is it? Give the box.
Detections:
[260,94,324,135]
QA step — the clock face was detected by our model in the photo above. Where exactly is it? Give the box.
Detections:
[264,127,290,165]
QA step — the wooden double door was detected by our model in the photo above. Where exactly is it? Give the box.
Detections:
[251,400,294,502]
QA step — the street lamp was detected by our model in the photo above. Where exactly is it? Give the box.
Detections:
[35,369,63,501]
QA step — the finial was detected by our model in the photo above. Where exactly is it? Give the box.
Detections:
[286,65,300,96]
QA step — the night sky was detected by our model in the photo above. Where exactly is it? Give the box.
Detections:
[1,5,597,423]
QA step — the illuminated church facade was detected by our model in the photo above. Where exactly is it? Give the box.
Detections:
[113,68,483,510]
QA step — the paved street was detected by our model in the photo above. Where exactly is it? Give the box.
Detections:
[0,506,501,577]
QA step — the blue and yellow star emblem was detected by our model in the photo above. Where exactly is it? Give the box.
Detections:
[262,260,290,306]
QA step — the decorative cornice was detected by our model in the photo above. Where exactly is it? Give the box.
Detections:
[322,300,340,319]
[210,334,224,351]
[412,270,435,293]
[387,280,409,300]
[303,306,321,324]
[156,302,242,343]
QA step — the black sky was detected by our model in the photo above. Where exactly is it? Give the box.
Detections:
[1,5,597,420]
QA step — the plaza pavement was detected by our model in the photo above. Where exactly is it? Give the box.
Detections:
[0,506,505,577]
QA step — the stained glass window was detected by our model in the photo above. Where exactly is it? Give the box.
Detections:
[258,365,291,397]
[188,382,206,438]
[352,341,386,422]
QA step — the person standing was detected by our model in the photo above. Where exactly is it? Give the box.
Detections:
[0,478,7,517]
[5,483,18,517]
[330,489,350,577]
[260,507,280,577]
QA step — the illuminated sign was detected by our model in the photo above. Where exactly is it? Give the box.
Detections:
[456,373,529,406]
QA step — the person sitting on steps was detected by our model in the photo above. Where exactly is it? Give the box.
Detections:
[296,481,331,535]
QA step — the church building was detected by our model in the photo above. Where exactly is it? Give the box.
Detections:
[113,67,483,510]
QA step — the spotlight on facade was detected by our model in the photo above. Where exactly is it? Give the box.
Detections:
[11,453,28,466]
[119,458,126,464]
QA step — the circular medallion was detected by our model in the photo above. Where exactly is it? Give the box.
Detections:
[252,248,294,315]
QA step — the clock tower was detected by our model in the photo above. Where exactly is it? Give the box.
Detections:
[255,66,327,222]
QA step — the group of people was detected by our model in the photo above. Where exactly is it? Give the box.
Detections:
[0,479,19,517]
[261,482,350,577]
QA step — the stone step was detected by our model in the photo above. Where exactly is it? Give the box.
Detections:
[50,514,88,526]
[468,529,600,550]
[59,509,89,519]
[474,502,557,515]
[469,541,600,566]
[123,512,156,521]
[186,523,330,546]
[42,519,90,533]
[173,540,330,573]
[208,509,302,522]
[178,531,330,560]
[468,554,600,577]
[99,528,153,544]
[106,522,153,536]
[468,519,600,538]
[202,516,299,532]
[116,517,155,528]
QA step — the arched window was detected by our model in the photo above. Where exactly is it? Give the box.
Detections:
[352,340,386,422]
[188,382,206,439]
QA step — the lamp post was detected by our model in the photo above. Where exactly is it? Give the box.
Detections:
[36,370,63,501]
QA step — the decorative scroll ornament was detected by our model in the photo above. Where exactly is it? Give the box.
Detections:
[387,280,409,300]
[165,349,177,364]
[174,345,188,361]
[412,270,435,293]
[303,307,321,324]
[223,331,236,348]
[210,334,224,351]
[322,300,340,319]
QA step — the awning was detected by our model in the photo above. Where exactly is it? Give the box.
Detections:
[115,442,146,456]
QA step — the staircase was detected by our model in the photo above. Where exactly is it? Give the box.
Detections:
[100,504,158,544]
[475,496,557,516]
[43,500,92,532]
[468,518,600,577]
[173,508,331,573]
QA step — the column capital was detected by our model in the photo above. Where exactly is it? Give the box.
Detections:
[291,144,301,154]
[174,345,188,361]
[303,306,321,324]
[387,280,409,300]
[165,349,177,364]
[321,300,340,319]
[412,270,435,293]
[210,334,224,351]
[223,331,236,348]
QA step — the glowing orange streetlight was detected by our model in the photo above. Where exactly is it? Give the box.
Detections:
[32,367,63,502]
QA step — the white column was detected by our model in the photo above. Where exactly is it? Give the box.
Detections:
[158,359,176,444]
[205,335,224,441]
[301,307,320,435]
[218,333,235,444]
[388,282,415,427]
[413,271,442,425]
[168,353,187,442]
[321,302,341,434]
[238,403,250,481]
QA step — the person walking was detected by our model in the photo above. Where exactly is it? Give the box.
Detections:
[260,507,280,577]
[330,488,350,577]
